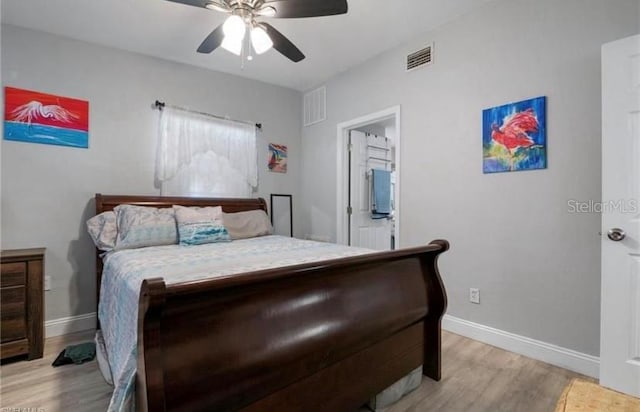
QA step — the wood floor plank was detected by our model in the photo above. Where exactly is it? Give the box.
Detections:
[0,330,112,411]
[0,330,590,411]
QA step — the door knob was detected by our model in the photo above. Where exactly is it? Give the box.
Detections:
[607,228,626,241]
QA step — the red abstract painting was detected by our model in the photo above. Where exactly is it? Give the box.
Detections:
[4,87,89,148]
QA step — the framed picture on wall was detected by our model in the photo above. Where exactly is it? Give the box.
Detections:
[4,86,89,149]
[268,143,287,173]
[482,96,546,173]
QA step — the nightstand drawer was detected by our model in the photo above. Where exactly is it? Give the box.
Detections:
[1,262,26,287]
[1,248,44,360]
[0,286,27,343]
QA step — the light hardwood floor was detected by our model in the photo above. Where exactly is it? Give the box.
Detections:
[0,330,589,411]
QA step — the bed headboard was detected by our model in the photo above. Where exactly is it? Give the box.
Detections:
[94,193,268,322]
[95,193,268,214]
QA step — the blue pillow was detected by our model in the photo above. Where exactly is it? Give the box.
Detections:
[173,205,231,246]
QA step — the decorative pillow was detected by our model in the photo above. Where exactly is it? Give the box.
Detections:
[173,205,231,246]
[223,210,273,240]
[86,211,118,251]
[114,205,178,250]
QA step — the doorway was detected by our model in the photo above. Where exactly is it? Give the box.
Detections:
[336,106,401,250]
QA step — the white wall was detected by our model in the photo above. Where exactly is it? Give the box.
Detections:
[299,0,640,356]
[1,25,302,321]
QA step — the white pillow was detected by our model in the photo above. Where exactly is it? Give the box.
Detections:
[86,211,117,251]
[223,210,273,240]
[114,205,178,250]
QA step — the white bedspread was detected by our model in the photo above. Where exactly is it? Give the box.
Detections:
[98,235,373,411]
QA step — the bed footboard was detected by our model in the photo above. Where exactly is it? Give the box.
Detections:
[137,240,448,412]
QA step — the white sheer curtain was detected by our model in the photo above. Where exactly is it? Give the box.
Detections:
[156,106,257,197]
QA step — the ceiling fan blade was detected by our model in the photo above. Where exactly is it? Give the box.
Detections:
[260,0,348,18]
[261,23,305,62]
[165,0,210,8]
[165,0,231,12]
[197,24,225,53]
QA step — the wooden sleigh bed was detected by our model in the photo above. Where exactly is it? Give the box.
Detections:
[95,194,448,412]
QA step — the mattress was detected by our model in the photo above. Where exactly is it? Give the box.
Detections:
[97,235,374,412]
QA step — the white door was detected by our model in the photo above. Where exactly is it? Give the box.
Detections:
[600,34,640,397]
[349,130,392,250]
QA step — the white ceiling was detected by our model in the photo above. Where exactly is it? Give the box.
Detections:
[1,0,492,91]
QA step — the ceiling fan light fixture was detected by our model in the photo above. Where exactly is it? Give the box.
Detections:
[221,36,243,55]
[251,25,273,55]
[169,0,346,62]
[220,15,246,56]
[222,15,246,41]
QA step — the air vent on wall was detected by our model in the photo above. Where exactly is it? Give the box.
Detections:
[406,43,433,72]
[303,86,326,127]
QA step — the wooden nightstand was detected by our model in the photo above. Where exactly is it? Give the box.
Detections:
[1,248,45,360]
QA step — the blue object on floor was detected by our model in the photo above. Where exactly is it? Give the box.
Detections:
[52,341,96,367]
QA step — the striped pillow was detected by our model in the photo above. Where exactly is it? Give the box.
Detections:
[173,205,230,246]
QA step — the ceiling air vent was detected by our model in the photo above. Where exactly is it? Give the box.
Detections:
[303,86,326,127]
[406,44,433,72]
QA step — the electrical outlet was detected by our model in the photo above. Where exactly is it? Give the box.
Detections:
[44,275,51,291]
[469,288,480,304]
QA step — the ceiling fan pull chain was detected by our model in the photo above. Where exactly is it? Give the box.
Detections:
[241,37,246,70]
[246,32,254,63]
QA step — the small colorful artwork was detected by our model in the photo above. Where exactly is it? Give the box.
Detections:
[4,87,89,148]
[268,143,287,173]
[483,96,546,173]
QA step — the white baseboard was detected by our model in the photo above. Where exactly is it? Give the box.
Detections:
[45,312,97,338]
[442,314,599,379]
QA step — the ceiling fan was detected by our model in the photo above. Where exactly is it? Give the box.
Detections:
[166,0,349,63]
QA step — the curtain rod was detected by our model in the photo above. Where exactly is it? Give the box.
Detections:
[154,100,262,130]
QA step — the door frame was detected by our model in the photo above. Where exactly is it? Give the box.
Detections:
[335,106,401,247]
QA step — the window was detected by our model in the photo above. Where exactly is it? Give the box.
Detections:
[156,107,257,197]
